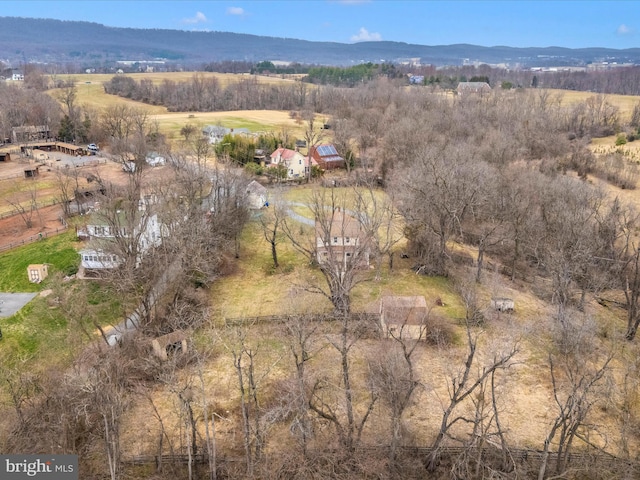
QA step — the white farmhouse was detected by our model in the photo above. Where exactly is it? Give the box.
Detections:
[77,198,163,274]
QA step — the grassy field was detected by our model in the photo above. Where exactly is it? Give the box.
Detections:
[55,71,301,88]
[154,110,306,143]
[0,230,79,292]
[47,74,308,142]
[0,231,121,374]
[546,88,640,122]
[210,187,466,321]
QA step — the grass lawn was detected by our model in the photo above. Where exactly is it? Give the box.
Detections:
[0,280,122,372]
[210,194,465,321]
[0,231,79,292]
[0,232,122,373]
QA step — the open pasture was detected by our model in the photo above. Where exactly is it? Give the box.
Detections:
[154,110,307,142]
[546,88,640,122]
[47,72,310,140]
[56,71,301,87]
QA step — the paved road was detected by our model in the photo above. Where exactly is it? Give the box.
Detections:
[285,202,314,226]
[103,258,182,346]
[0,293,37,318]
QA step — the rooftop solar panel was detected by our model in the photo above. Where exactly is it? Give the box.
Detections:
[317,145,338,156]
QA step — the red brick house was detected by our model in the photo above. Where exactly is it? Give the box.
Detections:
[309,144,345,170]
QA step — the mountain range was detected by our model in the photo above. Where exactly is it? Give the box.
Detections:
[2,16,640,68]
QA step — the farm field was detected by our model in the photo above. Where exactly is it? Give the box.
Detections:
[545,88,640,122]
[50,71,303,113]
[152,110,307,142]
[47,72,310,141]
[55,71,302,88]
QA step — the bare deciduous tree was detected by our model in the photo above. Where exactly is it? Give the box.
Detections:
[428,311,518,470]
[303,112,324,182]
[368,315,424,471]
[259,192,286,269]
[308,312,378,454]
[283,188,373,316]
[538,311,613,480]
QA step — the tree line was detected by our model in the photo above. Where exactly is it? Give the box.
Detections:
[103,74,312,112]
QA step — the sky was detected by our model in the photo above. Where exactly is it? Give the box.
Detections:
[1,0,639,49]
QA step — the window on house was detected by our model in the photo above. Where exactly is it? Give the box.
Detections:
[345,237,350,243]
[94,226,104,235]
[333,236,338,243]
[346,252,351,257]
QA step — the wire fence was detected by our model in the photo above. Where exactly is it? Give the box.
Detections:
[0,198,63,221]
[223,312,380,326]
[0,225,68,253]
[121,446,640,475]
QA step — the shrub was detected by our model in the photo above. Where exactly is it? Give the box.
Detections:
[425,314,458,346]
[616,134,628,146]
[245,162,263,176]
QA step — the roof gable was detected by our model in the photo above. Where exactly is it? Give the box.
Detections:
[316,209,361,240]
[381,296,428,325]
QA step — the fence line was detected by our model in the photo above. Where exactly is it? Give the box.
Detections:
[224,312,380,326]
[0,225,68,253]
[121,446,640,472]
[0,198,63,221]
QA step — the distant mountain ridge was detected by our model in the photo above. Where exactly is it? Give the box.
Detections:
[2,16,640,68]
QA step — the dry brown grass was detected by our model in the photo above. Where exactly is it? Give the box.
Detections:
[155,110,307,143]
[46,72,312,143]
[546,88,640,122]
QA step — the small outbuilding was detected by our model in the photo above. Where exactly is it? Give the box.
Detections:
[456,81,492,96]
[151,330,189,361]
[491,297,514,312]
[380,295,429,340]
[27,264,48,283]
[246,180,268,209]
[24,166,40,178]
[0,152,11,162]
